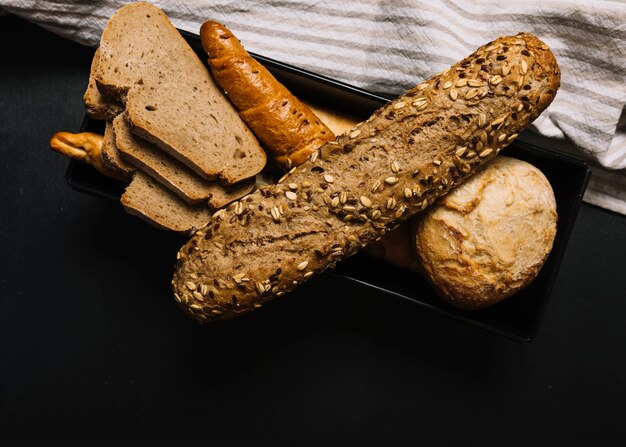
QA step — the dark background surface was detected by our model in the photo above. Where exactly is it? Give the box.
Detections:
[1,14,625,445]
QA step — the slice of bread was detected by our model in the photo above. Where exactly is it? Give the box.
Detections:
[126,79,266,184]
[113,113,255,206]
[83,48,123,121]
[101,121,134,179]
[121,172,212,233]
[95,2,195,101]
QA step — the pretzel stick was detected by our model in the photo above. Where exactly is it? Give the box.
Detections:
[50,131,126,181]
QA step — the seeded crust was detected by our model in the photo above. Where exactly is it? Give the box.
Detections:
[121,172,212,234]
[172,33,560,322]
[113,113,255,207]
[101,121,133,180]
[126,78,266,184]
[83,48,123,121]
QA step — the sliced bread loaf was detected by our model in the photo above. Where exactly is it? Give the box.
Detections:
[101,121,134,179]
[96,2,266,184]
[126,78,266,184]
[113,113,255,207]
[121,172,212,233]
[83,48,123,121]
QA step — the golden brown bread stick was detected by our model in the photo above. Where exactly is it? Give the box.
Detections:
[200,21,335,170]
[49,131,127,182]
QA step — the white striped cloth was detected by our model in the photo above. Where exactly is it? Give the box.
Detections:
[4,0,626,213]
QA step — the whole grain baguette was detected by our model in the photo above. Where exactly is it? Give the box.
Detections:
[113,113,255,207]
[172,33,560,323]
[200,21,335,170]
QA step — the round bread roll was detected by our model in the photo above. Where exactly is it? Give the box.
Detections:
[414,156,557,310]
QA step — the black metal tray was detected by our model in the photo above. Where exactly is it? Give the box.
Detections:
[66,30,591,342]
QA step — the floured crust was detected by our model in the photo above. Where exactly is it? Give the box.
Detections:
[414,156,557,309]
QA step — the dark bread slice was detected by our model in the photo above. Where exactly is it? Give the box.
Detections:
[171,33,561,322]
[95,2,197,102]
[83,48,123,121]
[121,172,212,233]
[96,2,266,184]
[126,78,266,184]
[113,113,255,207]
[101,121,133,179]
